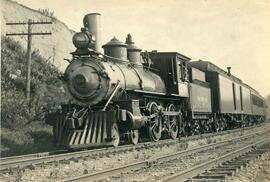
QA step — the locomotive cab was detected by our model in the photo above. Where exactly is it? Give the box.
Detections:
[147,52,190,97]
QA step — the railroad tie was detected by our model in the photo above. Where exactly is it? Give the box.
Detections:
[193,173,228,180]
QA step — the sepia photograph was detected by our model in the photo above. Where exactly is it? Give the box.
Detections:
[1,0,270,181]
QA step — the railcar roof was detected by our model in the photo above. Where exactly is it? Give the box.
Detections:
[189,60,262,98]
[148,51,191,61]
[189,60,241,81]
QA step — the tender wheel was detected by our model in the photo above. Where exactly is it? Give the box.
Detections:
[147,102,162,142]
[190,120,200,135]
[218,118,226,131]
[111,123,120,147]
[220,118,227,131]
[128,130,139,145]
[166,104,179,139]
[204,120,211,133]
[241,121,246,128]
[178,114,186,137]
[214,120,220,132]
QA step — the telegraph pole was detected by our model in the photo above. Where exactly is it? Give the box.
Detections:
[6,19,52,101]
[26,19,32,100]
[52,46,56,64]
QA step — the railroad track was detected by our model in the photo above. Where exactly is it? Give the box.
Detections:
[0,149,68,164]
[161,137,270,182]
[59,129,270,182]
[0,125,264,171]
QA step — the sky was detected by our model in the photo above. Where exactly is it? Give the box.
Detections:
[14,0,270,97]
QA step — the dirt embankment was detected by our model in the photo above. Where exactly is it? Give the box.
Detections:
[1,0,75,72]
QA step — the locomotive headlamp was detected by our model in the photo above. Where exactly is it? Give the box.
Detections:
[70,66,101,97]
[72,74,89,94]
[72,28,96,49]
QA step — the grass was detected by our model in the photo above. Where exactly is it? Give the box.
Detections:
[1,124,59,157]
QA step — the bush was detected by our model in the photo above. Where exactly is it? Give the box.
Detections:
[38,8,57,20]
[1,91,29,129]
[1,36,68,129]
[1,125,57,156]
[1,36,68,156]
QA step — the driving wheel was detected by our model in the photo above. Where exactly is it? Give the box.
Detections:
[147,102,162,142]
[166,104,179,139]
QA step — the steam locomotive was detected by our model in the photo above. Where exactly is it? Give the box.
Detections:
[46,13,267,148]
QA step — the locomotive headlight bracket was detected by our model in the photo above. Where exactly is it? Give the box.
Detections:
[98,70,109,79]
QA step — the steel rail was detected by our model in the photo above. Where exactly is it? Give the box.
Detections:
[0,125,262,171]
[60,129,270,182]
[0,150,67,163]
[160,137,270,182]
[188,143,270,181]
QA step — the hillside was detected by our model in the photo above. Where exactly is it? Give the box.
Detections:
[266,95,270,119]
[1,0,75,72]
[1,36,68,156]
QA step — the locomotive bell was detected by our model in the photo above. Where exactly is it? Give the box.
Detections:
[102,37,128,61]
[125,34,142,65]
[72,29,95,49]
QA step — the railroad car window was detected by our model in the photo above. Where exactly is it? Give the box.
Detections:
[258,98,264,107]
[182,62,188,81]
[178,63,183,81]
[252,95,256,106]
[252,94,264,107]
[232,83,236,110]
[177,61,182,82]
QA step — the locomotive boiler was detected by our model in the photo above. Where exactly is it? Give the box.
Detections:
[46,13,267,149]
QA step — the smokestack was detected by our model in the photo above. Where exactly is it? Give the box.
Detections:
[83,13,102,53]
[227,67,231,76]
